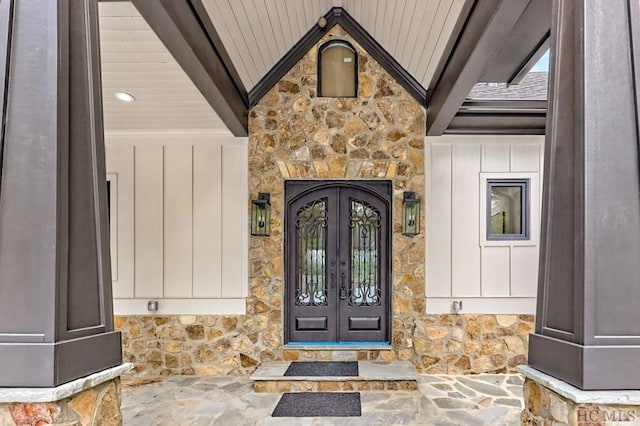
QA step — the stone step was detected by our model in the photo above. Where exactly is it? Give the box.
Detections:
[281,346,398,363]
[250,361,419,393]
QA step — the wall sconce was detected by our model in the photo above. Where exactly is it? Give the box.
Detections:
[403,191,420,236]
[251,193,271,236]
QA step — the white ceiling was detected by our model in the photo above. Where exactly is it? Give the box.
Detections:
[203,0,468,90]
[98,2,226,133]
[98,1,468,133]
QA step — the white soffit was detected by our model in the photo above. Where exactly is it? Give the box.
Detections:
[98,2,229,133]
[202,0,468,91]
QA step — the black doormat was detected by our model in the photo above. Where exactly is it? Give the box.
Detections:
[272,392,361,417]
[284,361,359,377]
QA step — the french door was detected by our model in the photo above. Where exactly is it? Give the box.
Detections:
[285,181,391,343]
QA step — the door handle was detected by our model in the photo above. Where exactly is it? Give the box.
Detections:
[330,260,336,291]
[340,271,347,300]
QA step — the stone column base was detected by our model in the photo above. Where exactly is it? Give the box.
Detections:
[0,363,132,426]
[519,365,640,425]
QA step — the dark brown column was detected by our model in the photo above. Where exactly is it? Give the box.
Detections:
[529,0,640,390]
[0,0,121,387]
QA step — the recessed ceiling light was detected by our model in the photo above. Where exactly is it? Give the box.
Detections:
[114,92,135,102]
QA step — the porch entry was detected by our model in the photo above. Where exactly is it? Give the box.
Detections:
[285,180,392,343]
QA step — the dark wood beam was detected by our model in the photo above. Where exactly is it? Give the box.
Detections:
[131,0,249,136]
[508,36,549,85]
[446,99,546,134]
[426,0,533,136]
[479,0,551,83]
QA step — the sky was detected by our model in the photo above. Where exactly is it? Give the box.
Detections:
[531,50,550,72]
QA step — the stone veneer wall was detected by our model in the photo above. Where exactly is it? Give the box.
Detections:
[0,379,121,426]
[116,314,533,376]
[521,378,640,425]
[113,25,533,377]
[248,24,427,365]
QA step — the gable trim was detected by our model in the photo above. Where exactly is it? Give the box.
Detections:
[248,7,427,108]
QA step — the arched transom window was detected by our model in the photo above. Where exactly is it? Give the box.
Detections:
[318,40,357,97]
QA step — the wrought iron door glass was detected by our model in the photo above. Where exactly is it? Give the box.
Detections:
[285,181,391,343]
[295,199,328,306]
[349,200,381,306]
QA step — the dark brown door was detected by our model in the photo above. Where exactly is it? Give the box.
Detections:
[285,181,391,343]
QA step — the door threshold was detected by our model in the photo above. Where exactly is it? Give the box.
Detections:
[284,342,391,351]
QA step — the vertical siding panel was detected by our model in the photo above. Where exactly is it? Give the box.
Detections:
[381,0,395,50]
[244,0,278,65]
[481,143,511,172]
[302,0,315,31]
[216,0,261,87]
[539,140,545,183]
[424,0,466,82]
[106,173,118,282]
[134,145,164,298]
[511,246,539,296]
[348,0,361,26]
[427,143,453,297]
[106,143,134,298]
[226,1,267,73]
[163,145,193,298]
[366,0,377,35]
[276,0,294,50]
[451,144,481,296]
[400,0,430,67]
[193,143,222,298]
[291,1,307,39]
[388,0,405,53]
[264,0,287,55]
[417,0,452,82]
[481,246,511,296]
[511,143,541,172]
[373,0,384,36]
[206,0,254,87]
[407,0,439,72]
[221,143,247,297]
[395,0,416,55]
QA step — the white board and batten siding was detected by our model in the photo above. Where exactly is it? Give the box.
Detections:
[425,135,544,314]
[105,133,248,315]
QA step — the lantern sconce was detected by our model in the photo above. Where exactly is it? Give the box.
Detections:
[251,193,271,236]
[402,191,420,236]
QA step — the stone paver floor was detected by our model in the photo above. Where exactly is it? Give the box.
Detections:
[122,374,524,425]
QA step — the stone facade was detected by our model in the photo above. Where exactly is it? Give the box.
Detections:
[116,314,533,376]
[0,379,122,426]
[248,24,426,365]
[521,378,640,425]
[114,25,534,378]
